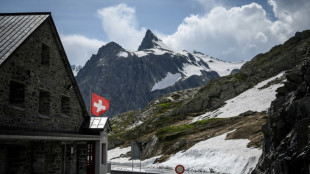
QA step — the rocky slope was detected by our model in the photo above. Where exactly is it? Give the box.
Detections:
[108,30,310,173]
[252,60,310,172]
[169,30,310,117]
[76,30,244,117]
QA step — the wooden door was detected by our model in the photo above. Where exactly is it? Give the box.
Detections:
[86,142,95,174]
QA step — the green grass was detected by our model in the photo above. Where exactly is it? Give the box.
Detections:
[111,111,137,133]
[192,117,223,126]
[156,124,195,136]
[156,117,225,138]
[155,102,182,114]
[157,102,173,108]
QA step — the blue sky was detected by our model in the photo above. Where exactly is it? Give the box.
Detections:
[1,0,310,66]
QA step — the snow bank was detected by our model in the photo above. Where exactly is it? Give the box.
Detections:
[193,53,246,76]
[108,146,131,162]
[151,72,182,91]
[108,147,162,172]
[157,130,261,174]
[108,134,261,174]
[193,72,285,122]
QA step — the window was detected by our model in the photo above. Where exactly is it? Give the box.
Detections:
[41,43,50,66]
[61,96,71,115]
[9,81,25,107]
[39,90,50,116]
[86,142,95,173]
[102,143,106,165]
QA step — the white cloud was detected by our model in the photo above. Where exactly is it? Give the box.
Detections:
[268,0,310,42]
[163,3,276,61]
[60,34,105,66]
[97,4,146,51]
[61,1,310,65]
[161,1,310,61]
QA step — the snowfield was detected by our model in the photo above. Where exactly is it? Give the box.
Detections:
[193,52,246,77]
[158,130,261,174]
[151,72,182,91]
[193,72,285,122]
[108,130,261,174]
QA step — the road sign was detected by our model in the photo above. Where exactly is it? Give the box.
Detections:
[131,141,142,160]
[175,165,185,174]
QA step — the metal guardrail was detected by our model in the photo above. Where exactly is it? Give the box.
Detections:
[110,170,159,174]
[108,161,160,174]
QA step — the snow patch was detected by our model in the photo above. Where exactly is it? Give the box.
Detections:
[117,51,129,58]
[71,65,83,77]
[108,146,131,161]
[193,72,285,122]
[127,120,143,130]
[108,147,162,171]
[134,51,148,57]
[193,53,246,76]
[150,48,171,56]
[181,63,207,77]
[158,130,261,174]
[151,72,182,91]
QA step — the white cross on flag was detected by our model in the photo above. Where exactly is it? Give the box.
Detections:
[91,92,110,117]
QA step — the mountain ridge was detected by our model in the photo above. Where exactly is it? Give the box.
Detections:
[76,29,244,117]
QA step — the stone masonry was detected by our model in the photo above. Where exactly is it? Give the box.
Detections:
[0,14,96,174]
[0,18,86,131]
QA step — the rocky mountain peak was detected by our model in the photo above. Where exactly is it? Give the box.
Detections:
[97,41,123,54]
[138,29,168,51]
[104,41,123,50]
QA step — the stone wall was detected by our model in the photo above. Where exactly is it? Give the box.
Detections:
[0,17,86,131]
[0,141,88,174]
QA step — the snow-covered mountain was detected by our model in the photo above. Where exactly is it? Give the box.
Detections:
[116,48,244,91]
[70,65,83,76]
[118,30,245,79]
[76,30,245,117]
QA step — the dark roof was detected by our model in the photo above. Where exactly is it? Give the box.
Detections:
[0,12,50,65]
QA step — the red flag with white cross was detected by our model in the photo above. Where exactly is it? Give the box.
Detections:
[91,92,109,117]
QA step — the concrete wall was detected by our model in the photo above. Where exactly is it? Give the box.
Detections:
[0,17,86,131]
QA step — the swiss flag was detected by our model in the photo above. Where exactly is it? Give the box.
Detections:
[91,92,110,117]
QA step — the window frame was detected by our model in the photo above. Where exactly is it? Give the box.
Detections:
[41,43,51,66]
[9,81,25,107]
[38,90,51,116]
[61,96,71,116]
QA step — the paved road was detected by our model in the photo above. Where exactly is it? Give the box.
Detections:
[111,164,212,174]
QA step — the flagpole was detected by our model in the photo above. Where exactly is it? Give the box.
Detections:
[89,85,92,116]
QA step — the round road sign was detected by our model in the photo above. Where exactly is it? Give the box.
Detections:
[175,165,185,174]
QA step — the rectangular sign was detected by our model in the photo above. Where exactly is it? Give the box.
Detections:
[131,141,142,160]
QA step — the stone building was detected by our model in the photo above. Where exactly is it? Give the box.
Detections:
[0,12,111,174]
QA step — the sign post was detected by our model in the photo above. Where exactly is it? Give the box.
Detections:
[131,141,143,172]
